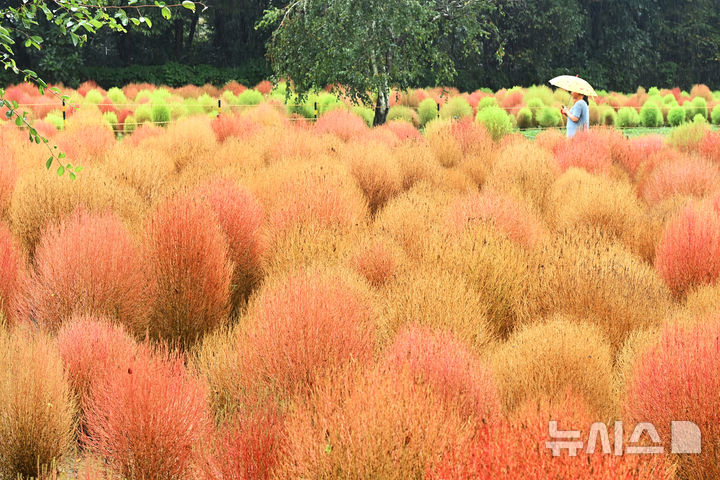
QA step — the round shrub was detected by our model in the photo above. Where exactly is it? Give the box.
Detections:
[84,344,212,480]
[555,130,612,175]
[192,177,264,313]
[144,194,233,348]
[689,96,708,120]
[448,190,545,249]
[536,106,562,127]
[386,105,419,127]
[45,112,64,130]
[667,120,711,152]
[242,270,376,397]
[345,141,402,214]
[477,96,498,111]
[237,89,264,106]
[429,395,668,480]
[475,106,512,141]
[711,104,720,125]
[122,115,137,135]
[102,111,119,133]
[600,106,617,126]
[667,105,686,126]
[19,209,152,333]
[383,325,501,421]
[440,96,473,120]
[106,87,127,105]
[85,89,103,104]
[134,104,152,125]
[640,101,663,127]
[516,107,533,129]
[655,202,720,296]
[151,102,171,126]
[492,314,614,417]
[56,315,137,414]
[641,156,719,205]
[693,113,707,123]
[616,106,641,127]
[351,240,398,287]
[625,319,720,479]
[278,365,475,480]
[418,97,438,127]
[197,93,217,113]
[314,109,369,141]
[0,328,75,479]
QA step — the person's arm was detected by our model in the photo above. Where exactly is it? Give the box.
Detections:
[561,105,580,122]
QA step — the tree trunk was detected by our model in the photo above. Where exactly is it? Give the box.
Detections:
[186,12,199,52]
[173,19,183,60]
[373,86,390,126]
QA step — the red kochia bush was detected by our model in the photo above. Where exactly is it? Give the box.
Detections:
[56,125,116,163]
[700,131,720,164]
[351,241,396,287]
[84,344,212,480]
[244,271,375,396]
[625,318,720,479]
[654,202,720,296]
[210,114,260,142]
[447,190,545,248]
[314,109,369,142]
[383,325,501,421]
[641,156,720,205]
[56,315,137,412]
[623,135,666,177]
[0,223,21,323]
[192,178,264,311]
[429,394,668,480]
[555,130,613,175]
[19,209,150,333]
[383,120,423,141]
[144,194,232,348]
[200,405,285,480]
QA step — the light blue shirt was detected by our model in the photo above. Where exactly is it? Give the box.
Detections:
[566,99,589,138]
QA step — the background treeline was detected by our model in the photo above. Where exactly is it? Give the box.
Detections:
[2,0,718,91]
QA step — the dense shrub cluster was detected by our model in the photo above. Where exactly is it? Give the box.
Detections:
[0,80,719,479]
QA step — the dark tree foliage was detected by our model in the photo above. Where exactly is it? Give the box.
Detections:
[1,0,718,91]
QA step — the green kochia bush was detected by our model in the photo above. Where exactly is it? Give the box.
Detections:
[516,107,533,129]
[440,96,473,120]
[151,103,171,126]
[107,87,127,105]
[85,89,104,104]
[197,93,216,114]
[476,106,512,141]
[477,97,498,112]
[688,97,708,120]
[667,106,686,126]
[123,115,137,135]
[640,101,663,127]
[418,98,438,127]
[616,107,641,128]
[601,107,617,126]
[103,112,119,132]
[134,104,152,125]
[711,105,720,125]
[536,107,562,128]
[45,112,64,130]
[387,106,419,127]
[237,89,264,106]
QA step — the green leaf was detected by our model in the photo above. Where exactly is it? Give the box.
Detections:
[57,165,65,176]
[182,1,196,12]
[46,157,53,170]
[69,171,76,180]
[75,166,83,173]
[161,7,171,20]
[58,152,66,159]
[15,116,22,126]
[4,111,12,119]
